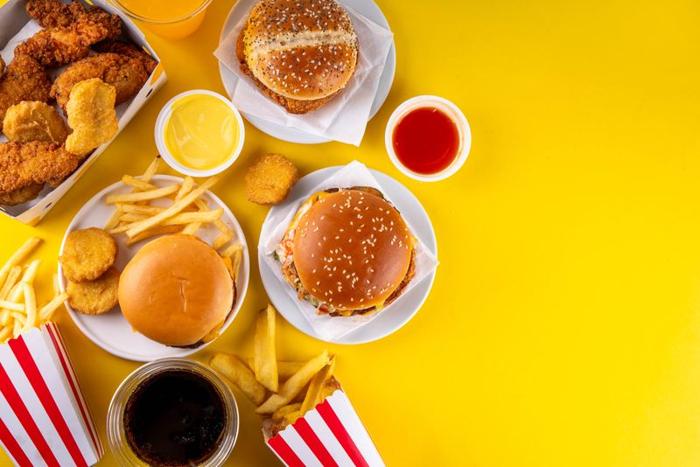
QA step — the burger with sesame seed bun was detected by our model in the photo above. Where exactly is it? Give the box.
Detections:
[275,187,416,316]
[237,0,359,114]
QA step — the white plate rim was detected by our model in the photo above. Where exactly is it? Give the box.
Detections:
[257,166,438,344]
[217,0,397,144]
[58,175,250,361]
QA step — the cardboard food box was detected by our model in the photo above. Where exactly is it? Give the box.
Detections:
[0,323,103,465]
[0,0,166,225]
[265,389,385,467]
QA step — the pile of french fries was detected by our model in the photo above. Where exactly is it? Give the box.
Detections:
[211,305,337,431]
[103,158,243,278]
[0,238,68,343]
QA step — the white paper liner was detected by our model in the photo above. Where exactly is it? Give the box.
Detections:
[262,161,438,340]
[214,0,394,146]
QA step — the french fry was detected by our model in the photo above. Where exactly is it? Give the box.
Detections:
[230,248,243,280]
[0,266,22,299]
[254,305,279,392]
[22,283,36,331]
[106,184,179,204]
[126,176,219,238]
[0,326,12,343]
[12,318,21,338]
[104,207,122,229]
[0,300,24,311]
[175,176,195,201]
[39,293,67,321]
[211,353,266,406]
[300,356,336,414]
[221,256,234,279]
[160,209,223,226]
[20,259,40,285]
[256,350,330,414]
[119,204,163,215]
[142,157,160,182]
[122,175,156,191]
[0,237,41,286]
[181,222,203,235]
[213,232,233,250]
[247,360,304,380]
[117,212,148,223]
[272,403,302,421]
[220,242,242,259]
[125,225,183,246]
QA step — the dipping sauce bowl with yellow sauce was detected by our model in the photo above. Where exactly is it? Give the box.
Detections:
[155,90,245,177]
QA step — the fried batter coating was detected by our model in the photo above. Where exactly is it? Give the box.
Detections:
[0,55,51,125]
[0,183,44,206]
[0,57,5,77]
[3,101,69,143]
[26,0,86,28]
[67,266,120,315]
[61,227,118,282]
[65,78,118,156]
[51,51,156,109]
[245,153,300,205]
[16,1,121,67]
[0,141,83,199]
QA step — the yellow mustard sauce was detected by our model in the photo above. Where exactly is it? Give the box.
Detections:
[164,94,238,171]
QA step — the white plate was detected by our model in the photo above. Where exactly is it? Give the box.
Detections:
[59,175,250,362]
[258,167,437,344]
[218,0,397,144]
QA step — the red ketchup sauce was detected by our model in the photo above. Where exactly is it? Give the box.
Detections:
[392,107,460,175]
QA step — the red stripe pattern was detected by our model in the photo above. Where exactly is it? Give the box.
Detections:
[316,399,369,467]
[9,337,88,467]
[293,417,338,466]
[0,362,59,467]
[0,417,31,467]
[46,324,101,457]
[268,434,305,467]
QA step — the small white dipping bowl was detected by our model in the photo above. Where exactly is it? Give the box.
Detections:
[155,89,245,177]
[385,95,471,182]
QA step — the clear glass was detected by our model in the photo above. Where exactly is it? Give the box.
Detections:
[107,358,239,466]
[109,0,214,39]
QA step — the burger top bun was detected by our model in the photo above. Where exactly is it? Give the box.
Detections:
[292,189,413,312]
[118,234,233,347]
[239,0,358,112]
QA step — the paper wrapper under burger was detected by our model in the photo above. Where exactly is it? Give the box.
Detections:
[261,161,439,341]
[0,323,103,466]
[215,0,394,146]
[0,0,166,225]
[265,389,384,467]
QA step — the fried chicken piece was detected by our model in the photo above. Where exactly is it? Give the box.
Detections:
[26,0,86,28]
[51,51,156,108]
[16,1,121,67]
[245,154,299,205]
[3,101,69,143]
[61,228,118,282]
[65,78,118,156]
[0,55,51,126]
[0,183,44,206]
[0,57,5,77]
[0,141,84,198]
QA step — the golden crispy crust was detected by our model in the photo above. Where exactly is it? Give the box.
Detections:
[67,266,120,315]
[61,228,118,282]
[0,183,44,206]
[245,153,299,205]
[51,51,154,108]
[3,101,69,144]
[0,55,51,125]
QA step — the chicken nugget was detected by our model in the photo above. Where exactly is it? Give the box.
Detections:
[67,266,119,315]
[65,78,118,156]
[3,101,69,143]
[61,227,117,282]
[245,153,299,205]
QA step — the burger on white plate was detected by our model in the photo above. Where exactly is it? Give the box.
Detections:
[275,187,415,317]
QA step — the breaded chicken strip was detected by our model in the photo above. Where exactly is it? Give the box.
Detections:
[0,55,51,125]
[51,50,156,108]
[0,141,84,196]
[26,0,86,28]
[16,0,121,67]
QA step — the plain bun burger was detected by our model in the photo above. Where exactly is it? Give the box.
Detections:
[276,187,416,316]
[118,234,234,347]
[237,0,359,114]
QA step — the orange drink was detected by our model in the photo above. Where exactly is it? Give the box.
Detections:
[111,0,213,39]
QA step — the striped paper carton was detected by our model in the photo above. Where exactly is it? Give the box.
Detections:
[266,390,384,467]
[0,323,102,466]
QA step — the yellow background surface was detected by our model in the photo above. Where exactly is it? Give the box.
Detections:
[2,0,700,465]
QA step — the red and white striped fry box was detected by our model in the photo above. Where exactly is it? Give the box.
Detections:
[0,323,103,466]
[265,390,384,467]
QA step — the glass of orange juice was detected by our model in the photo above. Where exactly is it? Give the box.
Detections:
[110,0,214,40]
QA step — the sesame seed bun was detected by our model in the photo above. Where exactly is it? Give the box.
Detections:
[237,0,358,114]
[277,188,415,316]
[118,234,234,347]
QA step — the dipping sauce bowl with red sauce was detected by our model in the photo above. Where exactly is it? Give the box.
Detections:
[385,95,471,182]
